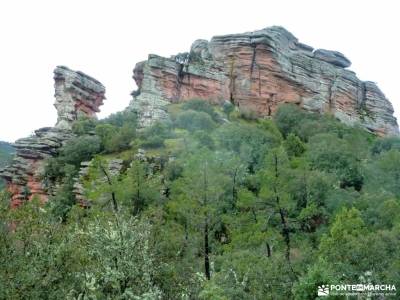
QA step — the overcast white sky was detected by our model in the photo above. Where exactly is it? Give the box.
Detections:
[0,0,399,142]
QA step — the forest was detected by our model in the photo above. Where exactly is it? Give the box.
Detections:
[1,101,399,299]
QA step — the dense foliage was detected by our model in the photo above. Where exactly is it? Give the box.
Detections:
[1,103,400,299]
[0,141,15,189]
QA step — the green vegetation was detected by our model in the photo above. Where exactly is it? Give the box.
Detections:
[1,102,400,299]
[0,141,15,189]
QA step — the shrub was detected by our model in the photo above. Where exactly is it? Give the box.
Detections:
[60,135,102,167]
[139,122,174,148]
[94,110,137,153]
[95,123,136,153]
[193,130,215,149]
[307,133,363,191]
[371,136,400,155]
[222,101,235,119]
[274,104,347,141]
[182,99,219,121]
[283,133,306,157]
[274,104,307,137]
[175,110,216,132]
[101,110,137,128]
[238,107,258,121]
[165,160,184,181]
[48,164,77,222]
[216,123,279,171]
[72,116,97,135]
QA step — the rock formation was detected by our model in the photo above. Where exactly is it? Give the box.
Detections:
[129,26,398,136]
[54,66,105,130]
[0,66,105,207]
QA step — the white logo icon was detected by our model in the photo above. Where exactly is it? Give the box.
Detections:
[318,285,330,296]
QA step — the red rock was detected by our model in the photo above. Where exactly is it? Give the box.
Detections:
[1,66,105,207]
[130,26,398,136]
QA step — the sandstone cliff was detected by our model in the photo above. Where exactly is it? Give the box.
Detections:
[1,26,399,207]
[0,66,105,207]
[129,26,398,136]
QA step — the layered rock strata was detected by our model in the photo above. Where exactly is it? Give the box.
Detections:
[0,66,105,207]
[129,26,398,136]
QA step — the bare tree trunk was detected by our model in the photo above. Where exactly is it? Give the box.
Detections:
[133,166,142,215]
[272,154,293,273]
[203,161,211,280]
[231,167,238,209]
[100,163,118,213]
[204,218,211,280]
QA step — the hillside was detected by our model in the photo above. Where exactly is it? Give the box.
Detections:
[1,100,399,299]
[0,26,399,299]
[0,141,14,189]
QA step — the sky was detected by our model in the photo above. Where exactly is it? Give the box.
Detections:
[0,0,399,142]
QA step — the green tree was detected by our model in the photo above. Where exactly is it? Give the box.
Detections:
[319,207,371,280]
[71,215,162,299]
[307,133,363,191]
[170,149,229,280]
[259,147,296,276]
[215,123,279,172]
[48,164,77,222]
[283,133,306,157]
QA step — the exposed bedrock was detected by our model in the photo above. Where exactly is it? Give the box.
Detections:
[0,66,105,207]
[129,26,398,136]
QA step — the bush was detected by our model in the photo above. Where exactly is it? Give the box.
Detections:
[274,104,346,141]
[307,133,363,191]
[48,164,77,222]
[371,136,400,155]
[165,161,184,181]
[101,110,137,128]
[182,99,219,121]
[139,122,174,148]
[274,104,305,137]
[238,107,258,121]
[193,130,215,149]
[216,123,279,171]
[95,111,137,153]
[283,133,306,157]
[175,110,216,132]
[72,116,97,135]
[222,101,235,119]
[95,123,136,153]
[60,135,102,167]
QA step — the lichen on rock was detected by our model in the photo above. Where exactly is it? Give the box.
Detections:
[54,66,105,130]
[129,26,398,136]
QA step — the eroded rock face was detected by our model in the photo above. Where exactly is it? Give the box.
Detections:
[54,66,105,130]
[129,26,398,136]
[0,66,105,207]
